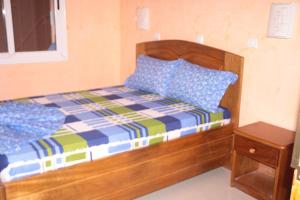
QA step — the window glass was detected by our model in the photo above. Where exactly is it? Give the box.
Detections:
[0,0,67,64]
[11,0,56,52]
[0,0,8,52]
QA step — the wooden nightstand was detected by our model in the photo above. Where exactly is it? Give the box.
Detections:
[231,122,295,200]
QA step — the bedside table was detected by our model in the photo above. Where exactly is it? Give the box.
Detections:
[231,122,295,200]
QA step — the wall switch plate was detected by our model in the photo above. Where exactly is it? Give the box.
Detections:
[155,32,161,40]
[196,35,204,44]
[247,37,258,48]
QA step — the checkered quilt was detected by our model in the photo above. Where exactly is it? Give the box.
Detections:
[0,86,230,182]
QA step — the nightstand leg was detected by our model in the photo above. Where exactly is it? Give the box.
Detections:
[231,150,237,187]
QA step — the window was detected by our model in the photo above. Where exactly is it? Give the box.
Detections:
[0,0,67,64]
[0,0,8,53]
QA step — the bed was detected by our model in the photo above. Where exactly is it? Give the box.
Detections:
[0,40,243,200]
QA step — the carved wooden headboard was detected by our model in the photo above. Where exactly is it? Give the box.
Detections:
[136,40,244,127]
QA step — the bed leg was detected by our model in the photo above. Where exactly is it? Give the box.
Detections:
[0,183,6,200]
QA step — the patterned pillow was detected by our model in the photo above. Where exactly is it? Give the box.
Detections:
[167,59,238,112]
[125,55,182,96]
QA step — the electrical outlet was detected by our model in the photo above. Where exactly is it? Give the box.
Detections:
[247,37,258,48]
[155,32,161,40]
[196,35,204,44]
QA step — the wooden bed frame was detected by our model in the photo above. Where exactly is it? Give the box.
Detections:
[0,40,243,200]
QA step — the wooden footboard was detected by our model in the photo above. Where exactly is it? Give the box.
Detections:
[3,124,233,200]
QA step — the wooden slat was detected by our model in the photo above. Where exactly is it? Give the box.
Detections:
[136,40,225,69]
[0,182,5,200]
[100,154,230,200]
[222,52,244,127]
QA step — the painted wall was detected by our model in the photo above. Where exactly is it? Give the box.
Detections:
[0,0,299,130]
[0,0,121,100]
[120,0,300,130]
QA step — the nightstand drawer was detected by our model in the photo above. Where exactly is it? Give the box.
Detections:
[235,135,279,167]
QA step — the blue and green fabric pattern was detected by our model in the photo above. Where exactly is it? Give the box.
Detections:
[0,86,231,182]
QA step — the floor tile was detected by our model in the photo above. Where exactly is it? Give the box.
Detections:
[136,168,255,200]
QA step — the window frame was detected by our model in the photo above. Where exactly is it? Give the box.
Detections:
[0,0,68,64]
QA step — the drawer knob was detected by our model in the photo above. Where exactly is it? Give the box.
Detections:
[249,148,256,154]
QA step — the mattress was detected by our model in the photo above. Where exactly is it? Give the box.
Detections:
[0,86,231,182]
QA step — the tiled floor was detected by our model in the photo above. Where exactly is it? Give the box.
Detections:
[136,168,255,200]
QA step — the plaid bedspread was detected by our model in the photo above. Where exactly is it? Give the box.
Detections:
[0,86,230,182]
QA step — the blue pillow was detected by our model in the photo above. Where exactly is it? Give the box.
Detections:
[167,59,238,112]
[125,55,182,96]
